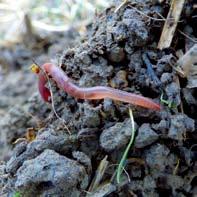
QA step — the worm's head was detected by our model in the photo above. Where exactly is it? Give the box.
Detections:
[30,64,40,74]
[30,63,51,103]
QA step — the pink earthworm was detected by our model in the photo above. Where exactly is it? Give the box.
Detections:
[34,63,161,110]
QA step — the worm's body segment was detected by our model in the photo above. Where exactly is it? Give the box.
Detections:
[37,63,161,110]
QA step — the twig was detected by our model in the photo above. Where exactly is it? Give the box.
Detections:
[178,30,197,43]
[114,0,128,13]
[86,182,116,197]
[167,55,186,76]
[153,9,196,44]
[115,2,181,22]
[128,5,167,21]
[173,158,180,175]
[158,0,185,49]
[88,155,109,193]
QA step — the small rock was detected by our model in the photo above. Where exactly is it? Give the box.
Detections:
[77,51,92,65]
[15,149,88,196]
[130,164,143,178]
[110,70,128,89]
[100,119,135,152]
[165,82,181,106]
[102,99,116,118]
[160,73,173,84]
[123,9,149,46]
[152,120,169,136]
[135,123,159,148]
[144,144,177,173]
[128,180,143,192]
[72,151,92,174]
[179,147,196,166]
[143,175,158,197]
[112,22,128,42]
[168,114,195,141]
[79,103,101,127]
[156,54,173,75]
[166,175,184,194]
[77,128,99,141]
[154,174,185,196]
[108,46,125,63]
[143,175,156,190]
[128,50,142,72]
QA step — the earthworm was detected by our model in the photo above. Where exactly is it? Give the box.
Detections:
[32,63,161,110]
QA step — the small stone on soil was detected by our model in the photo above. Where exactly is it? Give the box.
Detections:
[100,119,135,152]
[135,123,159,148]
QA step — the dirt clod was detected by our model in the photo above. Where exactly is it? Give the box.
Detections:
[100,119,134,152]
[135,123,159,148]
[168,114,195,142]
[15,149,88,196]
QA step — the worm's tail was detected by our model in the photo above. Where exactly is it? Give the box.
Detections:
[84,86,161,110]
[106,88,161,110]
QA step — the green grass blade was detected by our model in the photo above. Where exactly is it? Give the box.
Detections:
[116,108,136,184]
[13,192,21,197]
